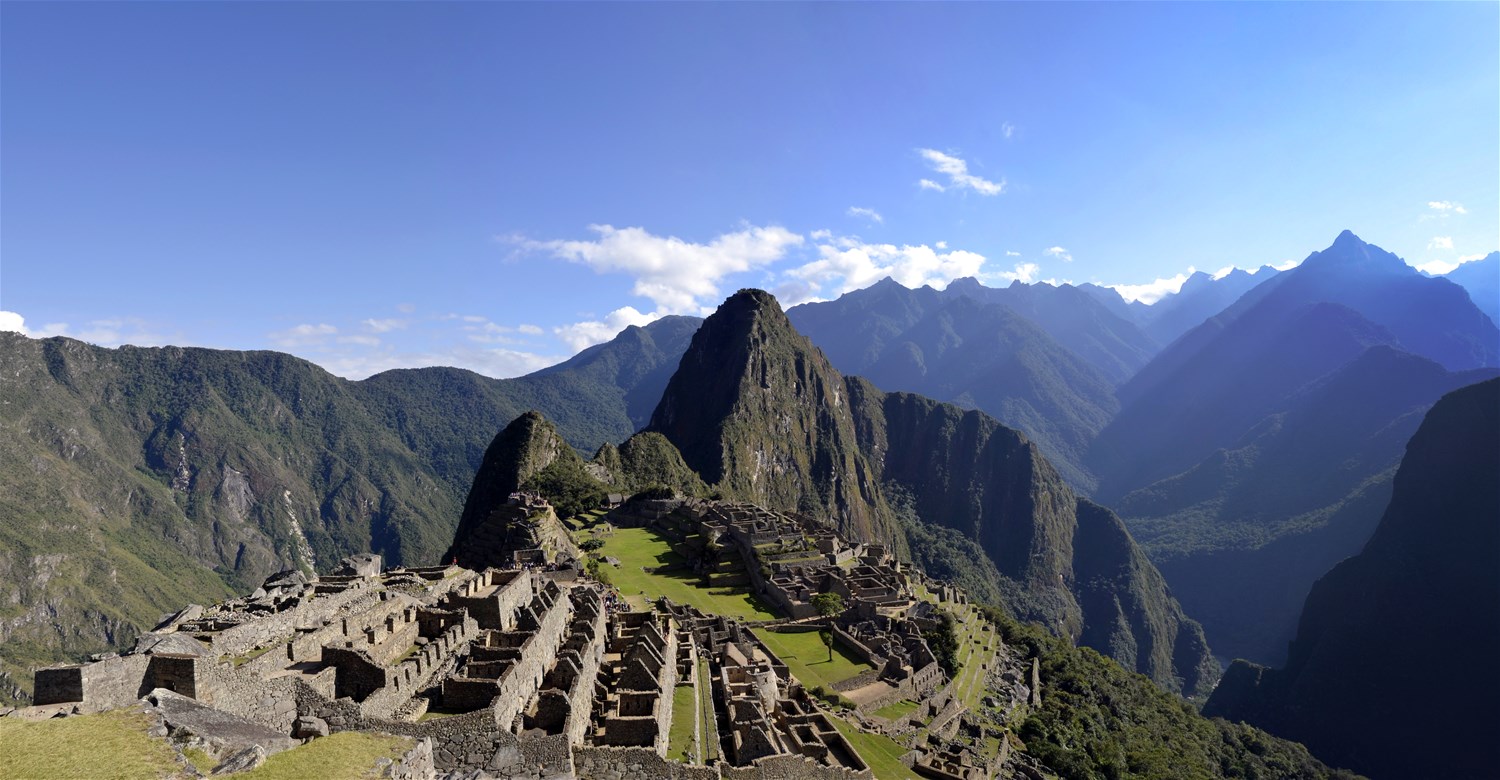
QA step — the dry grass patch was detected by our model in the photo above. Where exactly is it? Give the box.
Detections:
[0,708,183,780]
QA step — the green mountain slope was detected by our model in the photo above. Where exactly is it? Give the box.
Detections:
[0,317,696,703]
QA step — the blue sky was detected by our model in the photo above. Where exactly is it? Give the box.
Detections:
[3,2,1495,378]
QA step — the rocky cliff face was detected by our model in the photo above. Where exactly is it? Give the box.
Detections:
[1204,378,1500,778]
[853,382,1217,696]
[648,290,1218,695]
[445,411,580,566]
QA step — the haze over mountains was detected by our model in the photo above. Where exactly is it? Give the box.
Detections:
[2,229,1496,776]
[1205,378,1500,780]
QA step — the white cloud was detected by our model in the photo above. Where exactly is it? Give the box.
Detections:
[395,303,416,314]
[315,346,561,381]
[518,324,543,335]
[1108,268,1197,304]
[362,318,408,333]
[916,149,1005,196]
[785,237,987,300]
[1273,257,1303,271]
[1428,201,1468,215]
[520,224,803,315]
[553,306,660,352]
[1428,236,1454,250]
[918,179,946,192]
[1416,253,1489,276]
[0,311,29,335]
[1002,122,1016,139]
[1045,246,1074,263]
[1005,250,1021,257]
[269,323,338,348]
[847,206,884,224]
[994,262,1040,284]
[338,334,382,347]
[29,317,170,347]
[810,229,833,240]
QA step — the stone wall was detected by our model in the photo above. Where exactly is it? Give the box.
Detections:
[32,654,152,712]
[573,746,872,780]
[209,586,377,659]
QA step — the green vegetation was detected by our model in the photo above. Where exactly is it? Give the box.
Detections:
[752,628,872,691]
[696,660,720,764]
[872,699,920,721]
[667,683,698,763]
[521,457,608,520]
[994,617,1359,780]
[238,731,415,780]
[811,591,844,617]
[921,608,959,677]
[0,708,182,780]
[584,526,775,619]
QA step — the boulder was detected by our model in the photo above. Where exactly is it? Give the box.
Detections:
[144,689,298,758]
[292,715,329,739]
[332,554,382,578]
[262,570,308,592]
[212,745,267,775]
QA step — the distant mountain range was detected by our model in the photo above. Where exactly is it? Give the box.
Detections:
[1442,250,1498,326]
[1089,231,1499,663]
[2,226,1494,736]
[1206,377,1500,779]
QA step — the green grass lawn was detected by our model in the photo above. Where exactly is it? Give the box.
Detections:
[872,699,921,721]
[667,683,698,764]
[753,628,873,691]
[828,713,919,780]
[238,732,414,780]
[0,709,182,780]
[696,660,720,764]
[587,526,777,620]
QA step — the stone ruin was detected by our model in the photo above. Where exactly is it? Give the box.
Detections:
[13,495,1031,780]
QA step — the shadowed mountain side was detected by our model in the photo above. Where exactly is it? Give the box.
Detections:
[1093,301,1402,500]
[1443,251,1499,326]
[940,277,1160,383]
[1119,347,1497,663]
[853,383,1218,696]
[1205,377,1500,779]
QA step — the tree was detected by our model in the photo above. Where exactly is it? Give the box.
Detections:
[812,593,845,662]
[811,592,844,618]
[579,538,605,553]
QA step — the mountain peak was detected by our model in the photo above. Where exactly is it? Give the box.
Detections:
[1298,230,1408,276]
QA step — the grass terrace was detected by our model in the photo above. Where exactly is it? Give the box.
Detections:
[238,732,415,780]
[0,709,182,780]
[828,713,919,780]
[753,628,873,691]
[667,683,698,763]
[580,526,777,620]
[872,699,921,721]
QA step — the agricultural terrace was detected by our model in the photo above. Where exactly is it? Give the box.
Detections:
[574,523,777,621]
[751,628,874,692]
